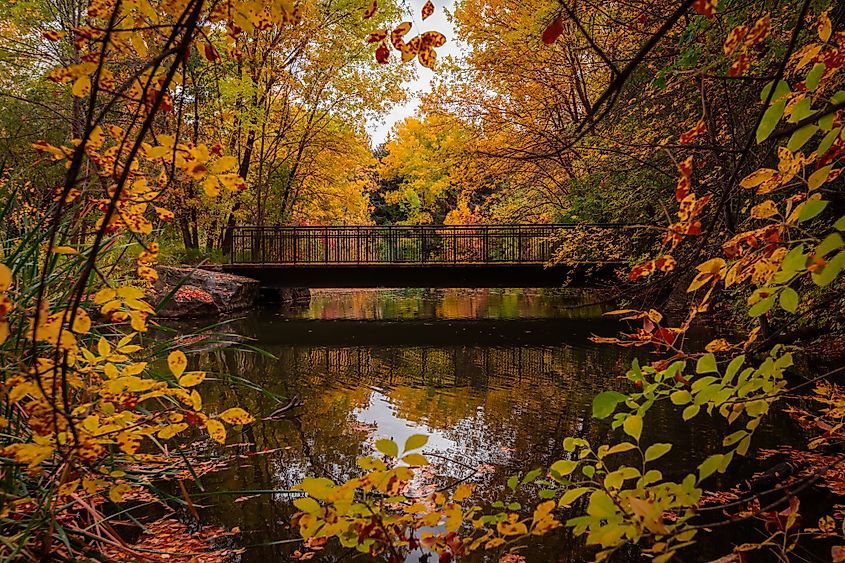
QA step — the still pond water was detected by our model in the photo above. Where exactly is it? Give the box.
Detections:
[177,288,801,562]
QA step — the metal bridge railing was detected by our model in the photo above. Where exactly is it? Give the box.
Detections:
[224,224,634,265]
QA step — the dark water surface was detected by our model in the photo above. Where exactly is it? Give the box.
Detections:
[177,288,804,562]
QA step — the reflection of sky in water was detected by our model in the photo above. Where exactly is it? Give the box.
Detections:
[355,391,459,455]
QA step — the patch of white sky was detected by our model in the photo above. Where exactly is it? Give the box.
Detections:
[365,0,464,147]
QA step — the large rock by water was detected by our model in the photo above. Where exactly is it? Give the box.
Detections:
[153,266,260,318]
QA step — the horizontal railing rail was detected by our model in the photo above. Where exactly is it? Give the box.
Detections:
[223,224,641,265]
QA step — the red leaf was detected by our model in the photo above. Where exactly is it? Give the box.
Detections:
[542,16,563,45]
[375,43,390,64]
[692,0,717,19]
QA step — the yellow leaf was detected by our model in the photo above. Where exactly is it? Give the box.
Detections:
[58,479,80,496]
[93,288,116,305]
[190,389,202,411]
[168,350,187,377]
[117,287,144,300]
[739,168,776,189]
[158,422,189,439]
[453,483,474,501]
[72,75,90,98]
[202,175,220,197]
[51,246,76,254]
[116,431,141,454]
[217,173,246,191]
[819,10,832,42]
[497,514,528,536]
[71,310,91,333]
[687,271,713,293]
[145,145,171,160]
[129,311,147,332]
[219,407,254,424]
[751,200,778,219]
[205,419,226,444]
[0,264,10,292]
[108,483,132,503]
[179,371,206,387]
[209,156,238,173]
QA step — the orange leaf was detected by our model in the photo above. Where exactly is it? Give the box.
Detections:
[723,25,748,56]
[421,0,434,20]
[420,30,446,48]
[418,46,437,70]
[391,22,412,49]
[363,0,377,19]
[367,29,387,43]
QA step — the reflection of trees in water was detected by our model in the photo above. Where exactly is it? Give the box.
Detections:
[302,288,607,321]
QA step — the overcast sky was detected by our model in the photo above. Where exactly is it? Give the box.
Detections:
[365,0,462,147]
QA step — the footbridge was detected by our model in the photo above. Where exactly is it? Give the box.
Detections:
[221,224,639,288]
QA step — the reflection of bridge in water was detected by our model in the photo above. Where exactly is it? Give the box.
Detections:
[222,224,644,287]
[277,345,607,389]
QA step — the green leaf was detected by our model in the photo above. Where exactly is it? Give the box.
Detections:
[592,391,627,419]
[781,244,807,272]
[696,353,717,374]
[605,442,637,456]
[835,215,845,231]
[550,459,578,477]
[698,454,724,482]
[798,199,828,222]
[757,100,786,143]
[682,404,700,421]
[805,63,825,92]
[749,294,775,317]
[723,430,747,447]
[786,97,814,123]
[403,434,428,453]
[760,80,790,103]
[787,124,818,151]
[375,438,398,458]
[644,443,672,462]
[816,233,844,258]
[507,475,519,491]
[539,489,556,499]
[401,453,428,466]
[779,287,799,313]
[670,390,692,405]
[724,355,745,384]
[522,468,542,484]
[812,250,845,287]
[558,487,590,507]
[817,127,840,156]
[623,414,643,441]
[586,490,617,518]
[819,111,835,131]
[808,165,832,190]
